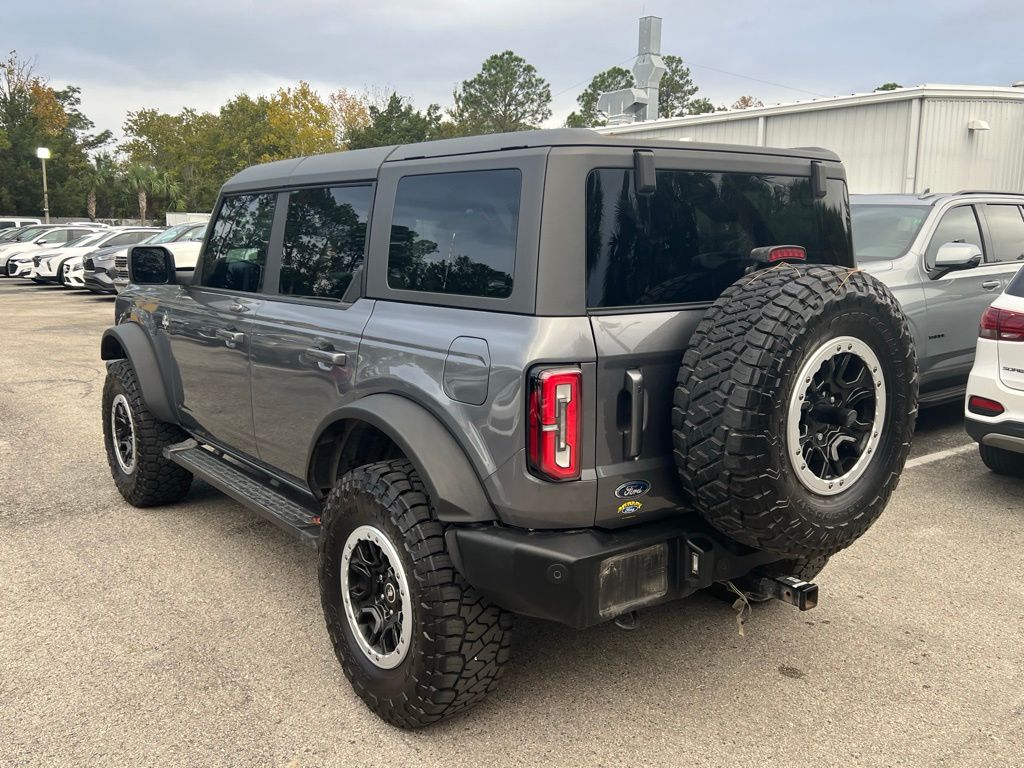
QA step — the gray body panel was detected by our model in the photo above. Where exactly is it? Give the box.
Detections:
[250,297,375,480]
[161,287,263,456]
[111,129,853,532]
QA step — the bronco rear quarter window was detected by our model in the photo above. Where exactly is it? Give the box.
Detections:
[387,169,521,299]
[586,169,851,308]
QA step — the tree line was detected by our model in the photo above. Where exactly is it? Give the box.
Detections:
[0,49,764,222]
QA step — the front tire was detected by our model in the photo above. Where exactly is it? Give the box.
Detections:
[979,444,1024,477]
[319,460,512,728]
[102,360,193,506]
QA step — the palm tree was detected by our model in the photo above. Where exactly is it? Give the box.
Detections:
[154,170,183,215]
[83,155,115,221]
[123,164,157,225]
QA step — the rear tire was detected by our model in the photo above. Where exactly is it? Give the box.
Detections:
[979,444,1024,477]
[319,459,513,728]
[102,360,193,506]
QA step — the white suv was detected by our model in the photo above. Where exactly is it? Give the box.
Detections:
[965,267,1024,476]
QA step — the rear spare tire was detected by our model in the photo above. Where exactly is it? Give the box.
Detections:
[673,264,917,558]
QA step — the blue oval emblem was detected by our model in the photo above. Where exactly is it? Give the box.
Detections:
[615,480,651,499]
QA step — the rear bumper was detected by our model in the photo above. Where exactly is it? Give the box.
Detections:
[965,337,1024,453]
[450,515,780,629]
[966,418,1024,454]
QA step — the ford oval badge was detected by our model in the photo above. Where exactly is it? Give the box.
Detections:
[615,480,651,499]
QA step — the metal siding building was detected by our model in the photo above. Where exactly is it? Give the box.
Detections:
[595,85,1024,194]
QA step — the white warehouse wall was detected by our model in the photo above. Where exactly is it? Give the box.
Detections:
[596,85,1024,194]
[915,98,1024,193]
[763,101,912,192]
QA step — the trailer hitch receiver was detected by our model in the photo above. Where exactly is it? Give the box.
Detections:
[750,574,818,611]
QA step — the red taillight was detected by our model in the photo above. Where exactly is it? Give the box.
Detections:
[968,395,1004,417]
[528,367,581,481]
[980,306,1024,341]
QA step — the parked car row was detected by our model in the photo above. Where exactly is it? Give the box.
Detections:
[0,221,207,292]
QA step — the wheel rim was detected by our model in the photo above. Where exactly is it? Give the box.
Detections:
[110,393,137,474]
[340,524,412,669]
[787,336,886,495]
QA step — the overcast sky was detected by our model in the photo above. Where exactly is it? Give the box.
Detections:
[8,0,1024,139]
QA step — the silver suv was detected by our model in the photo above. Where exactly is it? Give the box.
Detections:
[100,130,917,727]
[852,191,1024,404]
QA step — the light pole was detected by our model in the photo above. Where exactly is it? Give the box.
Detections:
[36,147,51,223]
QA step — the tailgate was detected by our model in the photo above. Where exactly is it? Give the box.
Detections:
[589,310,702,528]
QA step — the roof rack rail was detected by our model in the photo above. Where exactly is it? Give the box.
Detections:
[952,189,1023,196]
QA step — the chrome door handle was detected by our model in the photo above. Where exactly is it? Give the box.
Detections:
[981,280,1001,291]
[215,329,246,347]
[228,300,250,313]
[623,368,646,460]
[306,347,347,368]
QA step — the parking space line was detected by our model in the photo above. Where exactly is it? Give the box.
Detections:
[905,443,976,469]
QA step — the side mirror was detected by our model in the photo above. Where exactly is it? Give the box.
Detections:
[128,245,176,285]
[934,242,982,272]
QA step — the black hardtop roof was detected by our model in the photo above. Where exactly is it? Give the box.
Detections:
[221,128,841,193]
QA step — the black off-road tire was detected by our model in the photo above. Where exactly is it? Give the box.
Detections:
[319,459,513,728]
[673,264,918,559]
[979,444,1024,477]
[102,360,193,506]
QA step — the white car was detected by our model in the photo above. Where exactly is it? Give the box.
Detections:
[1,225,106,275]
[29,227,160,284]
[24,231,111,281]
[65,255,87,288]
[965,267,1024,476]
[0,216,42,230]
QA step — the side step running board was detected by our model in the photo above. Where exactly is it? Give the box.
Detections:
[164,440,321,548]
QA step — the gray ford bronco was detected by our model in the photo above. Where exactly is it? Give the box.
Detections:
[100,129,917,728]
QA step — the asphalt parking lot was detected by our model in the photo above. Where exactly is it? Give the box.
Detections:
[1,279,1022,768]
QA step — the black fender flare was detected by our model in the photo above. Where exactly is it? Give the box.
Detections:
[100,323,176,424]
[316,394,496,524]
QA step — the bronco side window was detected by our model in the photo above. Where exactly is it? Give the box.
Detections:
[280,185,371,300]
[387,169,520,299]
[200,193,277,293]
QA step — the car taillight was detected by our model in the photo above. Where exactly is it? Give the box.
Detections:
[968,395,1004,417]
[528,367,581,481]
[980,306,1024,341]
